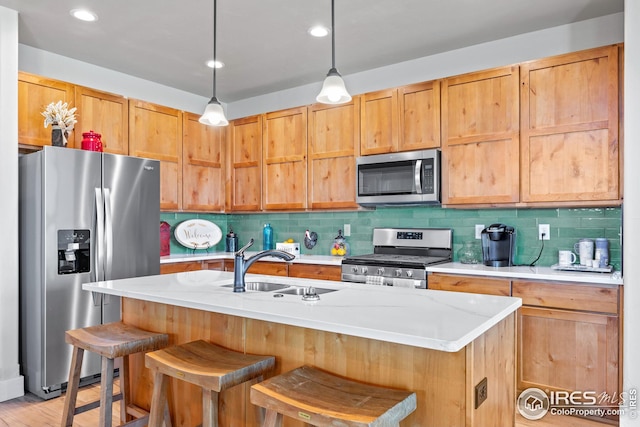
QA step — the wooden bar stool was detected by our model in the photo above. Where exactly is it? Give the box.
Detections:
[61,321,170,427]
[145,339,276,427]
[250,365,417,427]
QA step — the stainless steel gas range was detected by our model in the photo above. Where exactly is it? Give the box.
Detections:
[341,227,453,289]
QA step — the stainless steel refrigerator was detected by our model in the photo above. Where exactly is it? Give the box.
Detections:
[19,146,160,400]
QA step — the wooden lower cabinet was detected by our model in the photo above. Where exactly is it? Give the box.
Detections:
[287,263,341,281]
[428,273,511,296]
[123,299,516,427]
[160,261,203,274]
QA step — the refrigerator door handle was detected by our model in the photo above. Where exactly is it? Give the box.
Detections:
[104,188,113,280]
[94,187,105,282]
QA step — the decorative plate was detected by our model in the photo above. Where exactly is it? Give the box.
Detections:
[174,220,222,250]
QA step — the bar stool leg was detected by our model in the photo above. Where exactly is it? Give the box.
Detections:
[262,409,283,427]
[61,346,84,427]
[120,355,130,423]
[148,371,169,427]
[99,356,115,427]
[202,389,219,427]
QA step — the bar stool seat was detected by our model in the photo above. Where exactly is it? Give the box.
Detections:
[145,339,276,427]
[61,321,170,427]
[250,365,417,427]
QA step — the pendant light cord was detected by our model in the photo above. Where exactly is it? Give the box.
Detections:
[331,0,336,70]
[213,0,218,99]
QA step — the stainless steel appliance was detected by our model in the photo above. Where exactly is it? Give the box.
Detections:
[341,228,452,288]
[480,224,516,267]
[19,146,160,399]
[356,149,441,206]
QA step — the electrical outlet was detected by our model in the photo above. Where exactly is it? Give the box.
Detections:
[475,224,485,240]
[538,224,550,240]
[343,224,351,236]
[475,377,488,409]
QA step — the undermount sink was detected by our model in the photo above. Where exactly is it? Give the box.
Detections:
[275,286,338,295]
[222,282,290,292]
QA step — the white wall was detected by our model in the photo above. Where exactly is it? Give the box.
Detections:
[227,12,623,119]
[622,1,640,426]
[18,45,209,115]
[0,5,24,402]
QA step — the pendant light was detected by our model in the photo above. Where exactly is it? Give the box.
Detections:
[316,0,351,105]
[199,0,228,126]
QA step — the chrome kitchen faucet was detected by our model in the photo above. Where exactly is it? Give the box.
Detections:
[233,239,295,292]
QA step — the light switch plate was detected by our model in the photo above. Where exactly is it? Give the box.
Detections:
[475,224,485,239]
[343,224,351,236]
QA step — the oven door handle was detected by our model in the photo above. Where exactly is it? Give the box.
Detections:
[415,159,423,194]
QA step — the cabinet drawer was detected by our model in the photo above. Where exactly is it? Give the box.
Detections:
[160,261,202,274]
[288,264,342,281]
[512,280,618,314]
[428,273,511,296]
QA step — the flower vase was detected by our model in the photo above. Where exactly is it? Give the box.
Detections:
[51,124,65,147]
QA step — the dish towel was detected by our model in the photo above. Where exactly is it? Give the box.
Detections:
[392,278,419,288]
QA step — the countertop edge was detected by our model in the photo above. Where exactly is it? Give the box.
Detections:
[426,262,623,286]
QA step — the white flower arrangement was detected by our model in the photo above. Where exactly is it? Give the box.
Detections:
[41,101,77,144]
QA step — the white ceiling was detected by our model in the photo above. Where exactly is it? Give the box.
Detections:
[0,0,624,102]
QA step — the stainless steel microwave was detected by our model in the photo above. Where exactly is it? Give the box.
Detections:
[356,149,441,206]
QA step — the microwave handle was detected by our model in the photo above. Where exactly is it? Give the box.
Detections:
[415,159,423,194]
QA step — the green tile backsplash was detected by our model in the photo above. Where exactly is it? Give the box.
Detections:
[161,206,622,270]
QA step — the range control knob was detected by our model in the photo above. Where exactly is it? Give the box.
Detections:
[395,269,402,277]
[406,270,414,278]
[351,266,358,273]
[377,268,385,276]
[361,266,368,274]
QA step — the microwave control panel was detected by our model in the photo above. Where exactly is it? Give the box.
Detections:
[423,158,434,194]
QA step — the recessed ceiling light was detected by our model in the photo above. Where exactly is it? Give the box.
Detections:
[206,60,225,69]
[70,9,98,22]
[308,25,330,37]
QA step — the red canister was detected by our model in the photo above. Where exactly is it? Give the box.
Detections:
[81,130,103,152]
[160,221,171,256]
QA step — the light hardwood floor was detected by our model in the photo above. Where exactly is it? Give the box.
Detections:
[0,381,615,427]
[0,381,121,427]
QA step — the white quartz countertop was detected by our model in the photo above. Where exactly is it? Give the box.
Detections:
[161,252,342,266]
[83,270,521,353]
[426,262,623,286]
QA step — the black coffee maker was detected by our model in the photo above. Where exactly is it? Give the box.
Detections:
[481,224,516,267]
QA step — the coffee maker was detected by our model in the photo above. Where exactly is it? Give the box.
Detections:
[481,224,516,267]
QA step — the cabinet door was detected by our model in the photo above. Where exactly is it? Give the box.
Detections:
[129,99,182,211]
[307,98,360,209]
[520,45,620,204]
[517,306,619,399]
[182,112,225,212]
[263,107,307,210]
[228,115,262,211]
[428,273,511,296]
[288,264,342,281]
[360,89,398,155]
[74,86,128,155]
[441,66,520,205]
[18,72,75,149]
[398,81,441,152]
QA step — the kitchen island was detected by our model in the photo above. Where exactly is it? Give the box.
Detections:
[83,270,521,427]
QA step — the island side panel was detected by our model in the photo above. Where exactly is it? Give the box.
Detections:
[122,298,515,427]
[466,312,516,427]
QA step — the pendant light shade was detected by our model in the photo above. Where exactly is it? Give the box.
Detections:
[316,0,351,105]
[200,0,228,126]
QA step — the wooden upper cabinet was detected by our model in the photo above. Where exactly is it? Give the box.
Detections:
[128,99,182,211]
[18,72,75,149]
[307,98,360,209]
[73,86,129,155]
[182,112,225,212]
[398,81,441,152]
[228,115,262,212]
[520,45,621,204]
[262,107,307,210]
[441,66,520,205]
[360,89,398,155]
